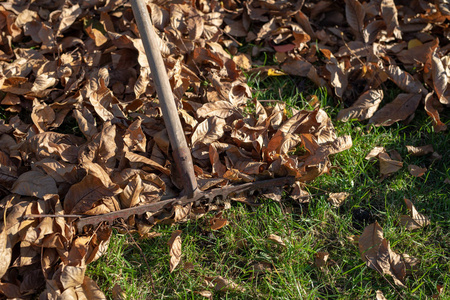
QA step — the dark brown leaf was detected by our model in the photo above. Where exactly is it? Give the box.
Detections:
[345,0,365,40]
[380,0,402,39]
[358,221,384,268]
[400,198,430,230]
[369,93,421,126]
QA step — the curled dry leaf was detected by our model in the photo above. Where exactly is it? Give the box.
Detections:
[337,89,383,122]
[365,147,386,160]
[205,276,245,293]
[327,192,349,207]
[408,165,427,177]
[195,290,213,299]
[267,234,286,247]
[406,145,434,156]
[168,230,182,273]
[424,92,448,132]
[400,198,430,230]
[376,290,387,300]
[431,50,449,105]
[209,215,228,231]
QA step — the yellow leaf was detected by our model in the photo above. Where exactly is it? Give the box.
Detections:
[267,69,287,76]
[408,39,423,49]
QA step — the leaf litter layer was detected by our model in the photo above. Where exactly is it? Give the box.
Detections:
[0,0,448,298]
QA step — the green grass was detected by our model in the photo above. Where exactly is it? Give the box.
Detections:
[87,75,449,299]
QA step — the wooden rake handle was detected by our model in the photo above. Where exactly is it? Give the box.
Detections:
[130,0,197,197]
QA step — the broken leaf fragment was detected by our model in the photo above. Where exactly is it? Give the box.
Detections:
[267,234,286,247]
[205,276,245,293]
[168,230,182,272]
[400,199,430,230]
[406,145,434,156]
[327,192,349,207]
[314,251,329,269]
[408,165,427,177]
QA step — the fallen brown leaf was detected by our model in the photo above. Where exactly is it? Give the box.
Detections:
[267,234,286,247]
[327,192,350,207]
[314,251,329,269]
[406,145,434,156]
[168,230,182,273]
[205,276,245,293]
[378,152,403,175]
[400,198,430,230]
[408,165,427,177]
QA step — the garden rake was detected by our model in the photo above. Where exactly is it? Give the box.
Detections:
[73,0,296,231]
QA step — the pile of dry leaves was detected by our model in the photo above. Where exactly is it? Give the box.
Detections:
[0,0,447,298]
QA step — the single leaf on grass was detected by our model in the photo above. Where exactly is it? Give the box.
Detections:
[168,230,182,272]
[337,89,383,121]
[205,276,245,292]
[378,152,403,175]
[209,213,228,231]
[328,192,349,207]
[376,239,406,287]
[400,198,430,230]
[359,221,384,268]
[369,93,421,126]
[408,165,427,177]
[267,234,286,247]
[195,290,213,298]
[406,145,434,156]
[376,290,387,300]
[431,50,449,105]
[314,251,329,269]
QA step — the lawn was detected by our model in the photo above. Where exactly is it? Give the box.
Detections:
[87,75,450,299]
